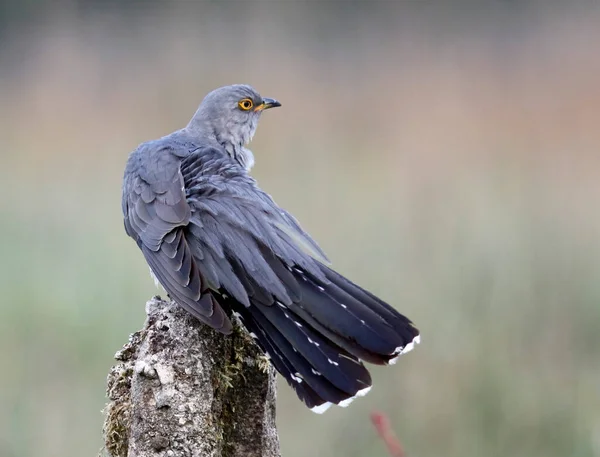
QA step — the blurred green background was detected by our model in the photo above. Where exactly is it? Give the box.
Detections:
[1,1,599,456]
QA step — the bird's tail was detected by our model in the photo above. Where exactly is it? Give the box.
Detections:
[227,264,420,413]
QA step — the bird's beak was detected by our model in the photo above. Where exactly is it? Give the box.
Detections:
[254,97,281,112]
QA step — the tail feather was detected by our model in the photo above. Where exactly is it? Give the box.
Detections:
[320,265,420,353]
[321,267,411,329]
[248,309,352,404]
[229,302,327,409]
[232,301,353,405]
[294,267,405,355]
[283,299,390,365]
[256,301,372,396]
[218,262,420,413]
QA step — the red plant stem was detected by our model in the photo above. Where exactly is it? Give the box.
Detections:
[370,411,406,457]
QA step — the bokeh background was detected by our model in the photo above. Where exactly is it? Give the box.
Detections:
[1,1,599,456]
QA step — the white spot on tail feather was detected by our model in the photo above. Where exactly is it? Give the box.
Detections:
[327,358,339,366]
[340,304,347,309]
[309,385,372,413]
[311,368,321,376]
[310,402,333,414]
[290,372,303,383]
[338,397,355,408]
[389,334,421,365]
[249,332,257,339]
[356,385,372,397]
[307,337,320,347]
[339,353,362,365]
[337,384,373,408]
[294,321,303,328]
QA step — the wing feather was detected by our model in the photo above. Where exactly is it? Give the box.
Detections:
[123,142,232,333]
[124,143,330,331]
[180,147,329,308]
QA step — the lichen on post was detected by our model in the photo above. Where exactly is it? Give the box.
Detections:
[101,297,280,457]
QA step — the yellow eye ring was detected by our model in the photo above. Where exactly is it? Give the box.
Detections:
[238,98,253,111]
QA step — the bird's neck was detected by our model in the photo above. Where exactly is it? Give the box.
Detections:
[224,143,255,171]
[185,119,255,172]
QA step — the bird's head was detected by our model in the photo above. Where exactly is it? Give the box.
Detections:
[186,84,281,169]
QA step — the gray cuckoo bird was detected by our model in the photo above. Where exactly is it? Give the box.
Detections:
[122,84,420,413]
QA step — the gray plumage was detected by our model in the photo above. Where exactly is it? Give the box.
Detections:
[122,84,419,412]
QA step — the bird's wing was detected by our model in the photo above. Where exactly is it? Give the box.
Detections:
[123,142,231,333]
[124,143,419,412]
[180,146,329,308]
[180,148,419,412]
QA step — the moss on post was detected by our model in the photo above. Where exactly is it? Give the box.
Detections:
[101,297,280,457]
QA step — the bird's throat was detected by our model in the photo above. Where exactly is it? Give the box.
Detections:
[226,143,255,171]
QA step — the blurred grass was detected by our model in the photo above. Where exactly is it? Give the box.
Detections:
[1,3,599,457]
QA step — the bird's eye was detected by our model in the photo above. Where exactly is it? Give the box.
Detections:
[238,98,254,111]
